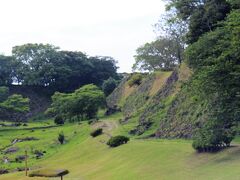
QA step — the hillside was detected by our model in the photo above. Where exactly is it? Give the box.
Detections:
[107,63,208,138]
[1,113,240,180]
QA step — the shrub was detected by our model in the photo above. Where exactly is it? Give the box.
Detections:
[127,74,143,87]
[58,132,65,145]
[192,121,236,152]
[90,128,103,137]
[54,116,64,125]
[107,135,129,147]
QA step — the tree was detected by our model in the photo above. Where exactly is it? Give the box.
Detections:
[166,0,231,43]
[133,38,181,71]
[58,132,65,144]
[154,10,187,64]
[10,44,119,92]
[47,84,106,121]
[88,56,118,86]
[0,86,9,102]
[55,51,92,91]
[102,77,117,96]
[12,43,61,86]
[229,0,240,9]
[0,55,13,85]
[0,94,30,113]
[71,84,106,119]
[0,94,30,121]
[186,10,240,151]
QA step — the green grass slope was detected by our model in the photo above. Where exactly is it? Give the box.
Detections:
[1,113,240,180]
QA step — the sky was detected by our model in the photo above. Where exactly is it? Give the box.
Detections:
[0,0,165,72]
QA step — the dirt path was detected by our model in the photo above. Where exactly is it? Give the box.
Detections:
[92,120,119,136]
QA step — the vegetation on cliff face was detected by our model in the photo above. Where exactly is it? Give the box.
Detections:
[106,64,195,137]
[107,0,240,152]
[0,0,239,179]
[108,9,240,144]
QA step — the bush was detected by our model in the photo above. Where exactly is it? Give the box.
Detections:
[90,128,103,137]
[107,135,129,147]
[192,122,235,152]
[127,74,143,87]
[54,116,64,125]
[58,132,65,144]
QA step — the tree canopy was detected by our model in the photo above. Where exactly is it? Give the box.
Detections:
[133,38,181,71]
[46,84,106,121]
[1,43,119,93]
[183,8,240,151]
[166,0,231,43]
[133,6,187,72]
[0,55,13,85]
[102,77,118,96]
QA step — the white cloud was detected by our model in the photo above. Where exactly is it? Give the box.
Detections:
[0,0,165,72]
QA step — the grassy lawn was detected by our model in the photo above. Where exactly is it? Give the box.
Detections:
[1,113,240,179]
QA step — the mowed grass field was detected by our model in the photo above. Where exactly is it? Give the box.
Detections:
[1,113,240,180]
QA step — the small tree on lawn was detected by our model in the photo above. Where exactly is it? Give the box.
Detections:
[58,132,65,145]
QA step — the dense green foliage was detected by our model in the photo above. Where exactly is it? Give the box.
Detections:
[124,0,240,152]
[47,84,105,121]
[0,86,9,102]
[0,94,30,113]
[166,0,231,43]
[102,77,117,96]
[0,95,29,121]
[0,56,13,85]
[161,0,240,151]
[0,44,118,92]
[0,87,30,121]
[107,135,129,147]
[185,10,240,151]
[90,128,103,137]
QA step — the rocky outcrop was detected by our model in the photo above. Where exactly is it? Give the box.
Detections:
[106,76,130,109]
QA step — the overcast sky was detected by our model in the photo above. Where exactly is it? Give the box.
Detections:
[0,0,165,72]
